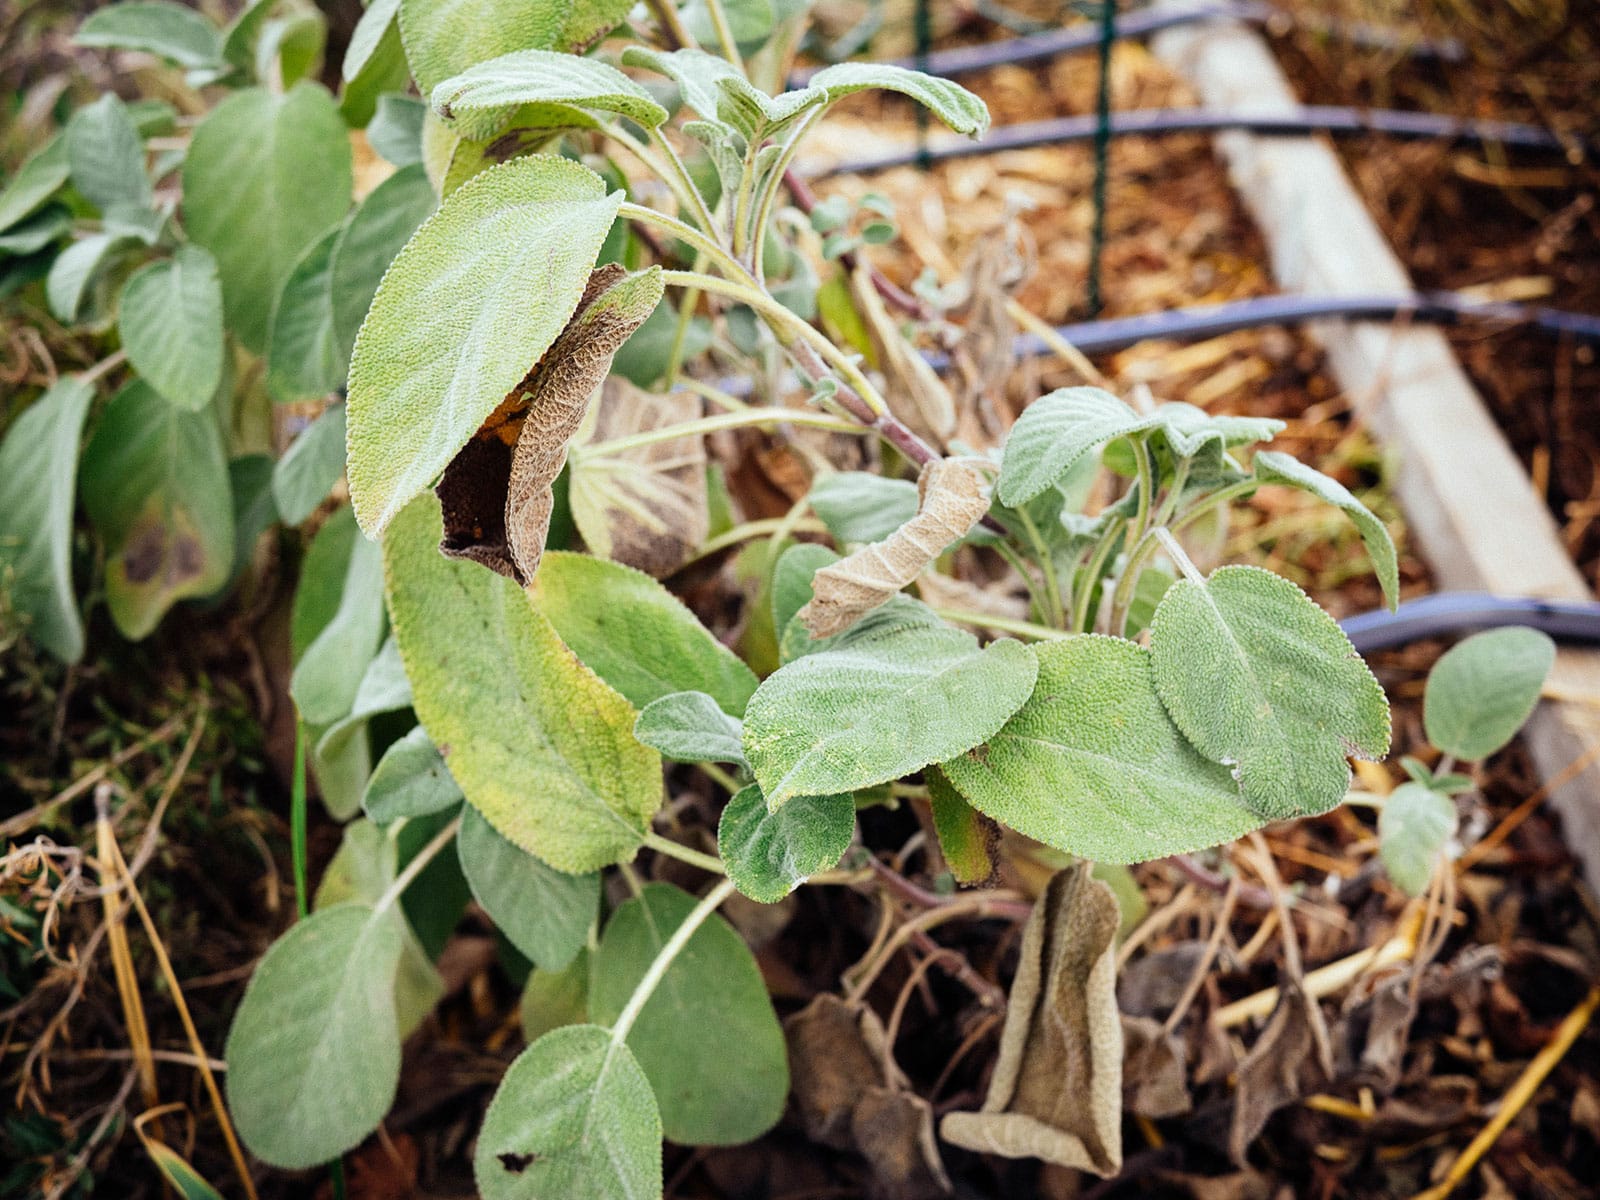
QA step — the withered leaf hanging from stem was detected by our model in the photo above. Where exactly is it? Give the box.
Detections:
[798,457,990,638]
[435,264,663,584]
[940,863,1124,1176]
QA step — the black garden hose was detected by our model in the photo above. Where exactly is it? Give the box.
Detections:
[815,106,1591,177]
[1341,594,1600,653]
[790,1,1466,86]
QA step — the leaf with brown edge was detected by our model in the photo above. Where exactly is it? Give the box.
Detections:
[568,379,708,578]
[435,264,662,585]
[940,864,1123,1176]
[798,458,989,638]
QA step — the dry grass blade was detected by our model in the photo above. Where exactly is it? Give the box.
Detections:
[93,786,158,1114]
[799,457,991,637]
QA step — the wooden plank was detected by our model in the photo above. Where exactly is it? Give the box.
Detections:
[1150,6,1600,888]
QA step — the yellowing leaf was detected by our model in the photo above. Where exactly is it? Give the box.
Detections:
[433,265,663,583]
[941,865,1122,1175]
[798,458,990,638]
[383,493,660,873]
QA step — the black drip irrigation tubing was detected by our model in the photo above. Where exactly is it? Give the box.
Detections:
[1018,292,1600,357]
[790,1,1466,86]
[1341,595,1600,654]
[815,106,1592,177]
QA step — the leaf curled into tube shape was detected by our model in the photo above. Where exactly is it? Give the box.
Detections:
[434,264,662,585]
[941,864,1123,1176]
[798,457,990,638]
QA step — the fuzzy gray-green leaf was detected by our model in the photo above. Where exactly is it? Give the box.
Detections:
[0,377,94,663]
[1423,627,1555,761]
[363,725,463,824]
[76,1,223,68]
[119,245,224,411]
[433,50,668,141]
[1377,781,1456,896]
[474,1024,661,1200]
[997,388,1145,507]
[939,636,1264,863]
[1253,450,1398,610]
[457,806,597,970]
[719,784,854,903]
[742,603,1038,806]
[224,903,405,1169]
[633,691,748,767]
[1149,565,1390,821]
[806,62,989,136]
[588,883,788,1145]
[272,403,347,525]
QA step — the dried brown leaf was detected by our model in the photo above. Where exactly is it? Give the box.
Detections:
[1227,981,1321,1165]
[1122,1014,1192,1119]
[435,264,661,583]
[798,457,990,638]
[568,379,708,577]
[785,993,901,1150]
[940,864,1123,1176]
[852,1085,952,1199]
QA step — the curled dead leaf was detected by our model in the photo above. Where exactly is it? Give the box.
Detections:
[785,992,901,1150]
[798,458,990,638]
[1122,1015,1192,1118]
[568,379,708,577]
[852,1085,952,1199]
[435,264,663,584]
[1227,980,1322,1165]
[939,864,1124,1176]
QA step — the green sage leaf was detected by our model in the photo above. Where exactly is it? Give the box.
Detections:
[433,50,668,141]
[364,725,463,824]
[939,636,1263,863]
[119,245,224,411]
[272,403,347,526]
[383,494,660,873]
[1377,781,1456,896]
[0,377,95,663]
[718,784,854,904]
[290,522,385,726]
[1149,565,1390,821]
[0,139,70,234]
[1253,450,1399,610]
[79,380,233,640]
[533,551,759,716]
[1423,627,1555,761]
[998,387,1145,507]
[182,83,352,352]
[474,1024,661,1200]
[457,805,597,970]
[66,94,151,213]
[76,1,223,68]
[225,903,406,1169]
[809,471,919,544]
[589,883,787,1145]
[805,62,989,136]
[743,602,1037,806]
[330,162,436,360]
[633,691,747,767]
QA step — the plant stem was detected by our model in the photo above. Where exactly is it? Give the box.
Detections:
[1072,515,1126,633]
[618,202,748,281]
[1013,504,1066,628]
[1107,524,1162,635]
[291,723,309,920]
[611,877,738,1045]
[579,406,865,457]
[80,349,127,386]
[688,515,830,561]
[644,0,696,49]
[643,832,727,875]
[1154,526,1205,586]
[648,125,720,237]
[749,112,827,280]
[1170,478,1259,536]
[932,607,1067,641]
[374,815,462,916]
[702,0,746,70]
[659,268,894,420]
[1128,438,1155,543]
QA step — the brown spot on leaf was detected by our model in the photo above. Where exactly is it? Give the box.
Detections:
[497,1151,537,1173]
[121,524,166,584]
